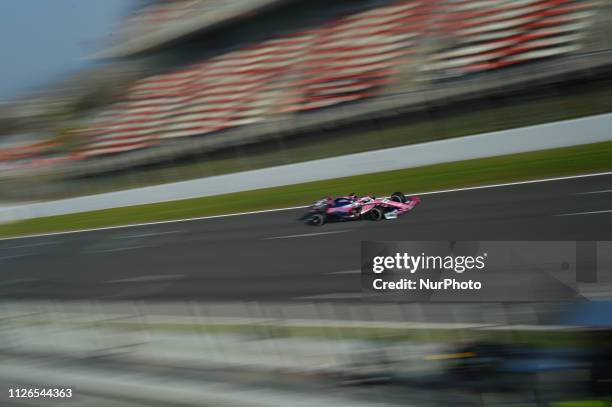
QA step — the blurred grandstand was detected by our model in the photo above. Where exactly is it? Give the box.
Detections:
[1,0,612,199]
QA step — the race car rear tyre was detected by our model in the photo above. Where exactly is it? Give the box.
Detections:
[367,207,384,221]
[309,213,327,226]
[390,192,407,203]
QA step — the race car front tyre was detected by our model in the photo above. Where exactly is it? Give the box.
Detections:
[390,192,407,203]
[308,213,327,226]
[367,207,384,221]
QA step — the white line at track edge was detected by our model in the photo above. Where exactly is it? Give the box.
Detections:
[576,189,612,195]
[263,230,347,240]
[556,209,612,217]
[326,270,361,275]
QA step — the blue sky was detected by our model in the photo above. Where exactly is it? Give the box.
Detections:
[0,0,132,99]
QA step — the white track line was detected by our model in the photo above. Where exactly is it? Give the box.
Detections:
[0,206,308,242]
[107,275,185,284]
[326,269,361,275]
[264,230,347,240]
[556,209,612,217]
[0,278,39,286]
[294,292,363,300]
[0,253,32,261]
[408,170,612,196]
[91,245,153,253]
[576,189,612,195]
[1,171,611,242]
[117,230,182,239]
[0,241,60,250]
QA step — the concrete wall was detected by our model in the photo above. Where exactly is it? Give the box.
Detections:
[1,112,611,223]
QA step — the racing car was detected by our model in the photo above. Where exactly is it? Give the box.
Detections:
[300,192,420,226]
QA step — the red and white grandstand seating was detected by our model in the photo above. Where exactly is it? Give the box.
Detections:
[78,0,595,158]
[0,140,58,162]
[0,140,71,172]
[426,0,596,75]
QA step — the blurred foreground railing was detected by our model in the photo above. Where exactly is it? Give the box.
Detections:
[1,300,609,407]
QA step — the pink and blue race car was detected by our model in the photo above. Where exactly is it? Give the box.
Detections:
[301,192,420,226]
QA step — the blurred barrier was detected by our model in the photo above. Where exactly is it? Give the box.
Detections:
[0,300,560,373]
[1,300,607,406]
[1,112,612,224]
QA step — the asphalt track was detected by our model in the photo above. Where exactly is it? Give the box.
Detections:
[0,174,611,301]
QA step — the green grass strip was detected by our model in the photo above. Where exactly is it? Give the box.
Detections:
[1,140,612,238]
